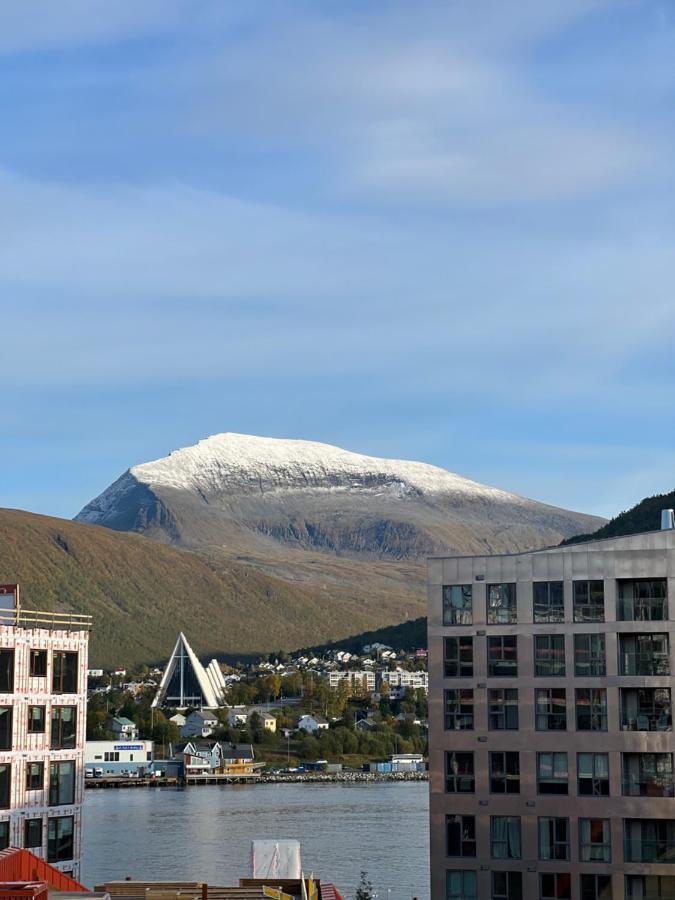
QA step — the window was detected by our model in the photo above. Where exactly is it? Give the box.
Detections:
[487,584,517,624]
[626,877,675,900]
[617,578,667,621]
[490,816,521,859]
[580,819,611,862]
[446,871,476,900]
[0,708,12,751]
[535,688,566,731]
[537,752,568,795]
[49,761,75,806]
[619,633,670,675]
[623,753,674,798]
[576,688,607,731]
[104,751,120,762]
[624,819,675,863]
[574,581,605,622]
[446,815,476,858]
[490,752,520,794]
[580,875,612,900]
[535,635,565,676]
[539,817,570,861]
[575,634,606,677]
[26,761,44,792]
[540,874,571,900]
[488,636,517,677]
[578,753,610,797]
[0,765,10,809]
[51,706,76,750]
[29,650,47,678]
[533,581,564,623]
[444,637,473,678]
[24,818,42,849]
[28,705,45,734]
[493,872,522,900]
[52,652,78,693]
[488,689,518,730]
[0,651,14,694]
[47,815,74,862]
[443,585,473,625]
[620,687,671,732]
[0,822,9,851]
[444,690,473,731]
[446,752,474,793]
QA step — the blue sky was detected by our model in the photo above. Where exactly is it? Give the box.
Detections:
[2,0,675,520]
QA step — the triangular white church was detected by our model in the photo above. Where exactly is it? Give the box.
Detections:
[152,632,226,709]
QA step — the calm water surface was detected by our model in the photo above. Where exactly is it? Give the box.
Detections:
[82,782,429,900]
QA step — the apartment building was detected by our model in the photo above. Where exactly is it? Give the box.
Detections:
[326,670,376,693]
[379,669,429,694]
[0,585,90,880]
[428,523,675,900]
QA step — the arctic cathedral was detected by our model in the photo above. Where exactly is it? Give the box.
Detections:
[152,632,227,709]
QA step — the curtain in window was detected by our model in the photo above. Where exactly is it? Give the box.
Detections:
[539,820,552,860]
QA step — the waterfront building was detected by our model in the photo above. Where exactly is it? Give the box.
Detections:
[0,584,90,880]
[84,739,154,777]
[428,521,675,900]
[169,740,260,777]
[152,632,226,709]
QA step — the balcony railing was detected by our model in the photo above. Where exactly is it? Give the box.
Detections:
[618,599,667,621]
[620,652,670,676]
[621,714,672,732]
[0,608,92,631]
[623,777,675,797]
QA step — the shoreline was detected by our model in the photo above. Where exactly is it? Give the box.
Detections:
[85,771,428,789]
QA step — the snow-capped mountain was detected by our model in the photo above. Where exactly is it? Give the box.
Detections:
[76,433,604,559]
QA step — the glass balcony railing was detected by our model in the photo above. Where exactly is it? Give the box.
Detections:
[621,713,672,732]
[623,777,675,797]
[620,652,670,676]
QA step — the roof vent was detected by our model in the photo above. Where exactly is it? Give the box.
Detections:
[661,509,675,530]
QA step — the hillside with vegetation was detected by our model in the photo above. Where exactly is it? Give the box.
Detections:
[562,489,675,545]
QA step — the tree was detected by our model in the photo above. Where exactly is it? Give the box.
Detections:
[355,871,373,900]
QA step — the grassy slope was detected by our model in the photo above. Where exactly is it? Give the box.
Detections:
[562,489,675,545]
[0,508,423,668]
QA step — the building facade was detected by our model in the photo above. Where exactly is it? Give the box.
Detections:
[428,528,675,900]
[85,740,154,777]
[0,586,89,881]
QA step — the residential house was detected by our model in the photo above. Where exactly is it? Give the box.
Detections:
[110,716,138,740]
[354,717,377,733]
[227,705,249,728]
[181,709,219,738]
[297,714,329,733]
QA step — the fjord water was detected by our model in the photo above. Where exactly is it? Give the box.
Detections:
[82,781,429,900]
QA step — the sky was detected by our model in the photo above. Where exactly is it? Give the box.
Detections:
[2,0,675,521]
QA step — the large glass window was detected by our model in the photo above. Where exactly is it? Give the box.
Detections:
[47,815,74,862]
[488,636,517,677]
[490,752,520,794]
[535,688,566,731]
[446,815,476,858]
[444,690,473,731]
[444,637,473,678]
[578,753,610,797]
[490,816,521,859]
[488,689,518,730]
[0,650,14,694]
[446,871,476,900]
[619,633,670,675]
[622,753,674,797]
[493,872,522,900]
[0,822,8,851]
[51,706,77,750]
[539,817,570,861]
[443,586,473,626]
[24,818,42,849]
[617,579,667,621]
[580,875,612,900]
[537,752,568,795]
[0,765,10,809]
[624,819,675,863]
[576,688,608,731]
[446,752,474,794]
[26,761,44,792]
[28,705,45,734]
[575,634,606,677]
[626,876,675,900]
[487,584,517,624]
[574,581,605,622]
[49,761,75,806]
[533,581,564,623]
[0,708,12,751]
[620,688,671,732]
[580,819,611,862]
[540,875,571,900]
[29,650,47,678]
[52,652,78,693]
[535,635,565,677]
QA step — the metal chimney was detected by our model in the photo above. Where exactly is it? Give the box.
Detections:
[661,509,675,530]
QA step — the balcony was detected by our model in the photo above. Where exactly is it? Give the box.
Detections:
[0,608,92,632]
[620,688,672,732]
[620,652,670,676]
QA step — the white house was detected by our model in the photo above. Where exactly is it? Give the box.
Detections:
[110,716,138,740]
[181,709,219,738]
[297,714,329,733]
[169,712,186,728]
[227,705,249,728]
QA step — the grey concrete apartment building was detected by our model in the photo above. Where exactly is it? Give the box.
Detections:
[428,526,675,900]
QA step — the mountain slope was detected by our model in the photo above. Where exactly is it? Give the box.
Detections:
[77,433,604,562]
[0,508,423,668]
[563,489,675,545]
